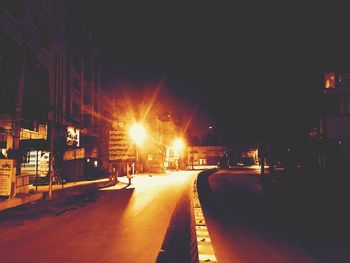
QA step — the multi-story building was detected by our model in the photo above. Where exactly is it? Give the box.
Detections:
[0,1,103,189]
[321,72,350,175]
[187,145,226,167]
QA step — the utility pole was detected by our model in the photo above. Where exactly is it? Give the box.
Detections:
[260,155,265,176]
[11,43,26,176]
[47,107,56,200]
[259,143,266,176]
[191,146,194,170]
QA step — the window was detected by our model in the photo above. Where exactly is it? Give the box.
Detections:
[324,72,336,89]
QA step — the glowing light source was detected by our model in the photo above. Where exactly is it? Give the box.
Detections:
[172,138,185,154]
[67,126,80,146]
[129,123,147,146]
[324,72,336,89]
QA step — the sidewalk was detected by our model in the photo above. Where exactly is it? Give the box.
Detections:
[0,176,124,212]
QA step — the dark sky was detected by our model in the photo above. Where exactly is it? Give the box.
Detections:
[72,1,350,141]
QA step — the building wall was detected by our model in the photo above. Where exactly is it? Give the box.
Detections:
[0,1,103,181]
[188,145,225,166]
[322,72,350,174]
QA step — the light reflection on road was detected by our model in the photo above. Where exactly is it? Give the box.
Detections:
[120,171,196,217]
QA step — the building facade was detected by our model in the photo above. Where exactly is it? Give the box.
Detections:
[321,72,350,175]
[187,145,226,168]
[0,1,103,190]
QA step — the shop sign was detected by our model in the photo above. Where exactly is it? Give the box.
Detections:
[112,121,125,130]
[75,148,85,159]
[67,126,80,146]
[63,150,75,161]
[20,125,47,140]
[0,159,16,196]
[63,148,85,161]
[109,130,135,161]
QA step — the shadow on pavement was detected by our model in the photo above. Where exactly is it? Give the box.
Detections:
[0,186,136,229]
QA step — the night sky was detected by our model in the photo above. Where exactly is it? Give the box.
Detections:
[71,2,350,142]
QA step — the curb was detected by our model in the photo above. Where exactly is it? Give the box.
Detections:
[193,170,218,263]
[0,179,113,212]
[0,192,43,212]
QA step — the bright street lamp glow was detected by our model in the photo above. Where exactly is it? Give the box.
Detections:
[173,138,185,154]
[129,123,147,146]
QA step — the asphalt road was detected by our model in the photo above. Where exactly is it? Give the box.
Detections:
[197,167,350,263]
[0,171,198,263]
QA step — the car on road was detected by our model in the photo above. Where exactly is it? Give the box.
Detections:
[273,161,285,171]
[268,160,285,175]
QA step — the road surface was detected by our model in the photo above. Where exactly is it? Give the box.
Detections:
[0,171,198,263]
[197,167,350,263]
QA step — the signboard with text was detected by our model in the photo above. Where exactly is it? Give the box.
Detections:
[109,128,135,161]
[67,126,80,146]
[0,159,16,196]
[20,125,47,140]
[63,148,85,161]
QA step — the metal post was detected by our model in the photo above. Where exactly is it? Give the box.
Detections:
[191,146,194,170]
[260,157,265,176]
[11,44,26,177]
[135,147,138,174]
[128,163,132,185]
[48,119,54,200]
[35,150,38,191]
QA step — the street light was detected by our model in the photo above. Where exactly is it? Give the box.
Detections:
[129,123,147,177]
[129,123,147,146]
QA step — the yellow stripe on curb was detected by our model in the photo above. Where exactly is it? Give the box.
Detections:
[193,179,218,262]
